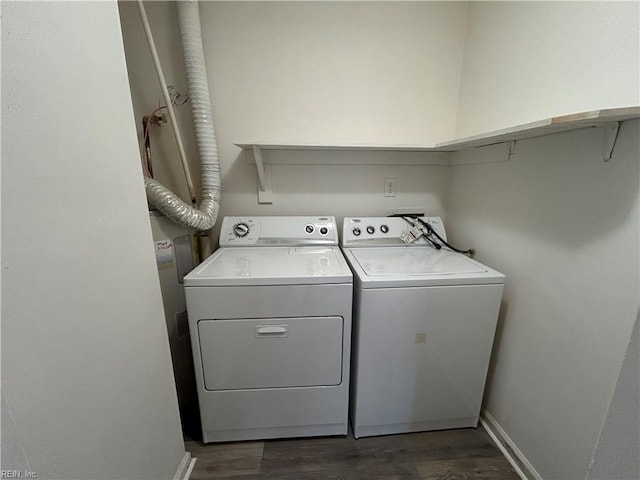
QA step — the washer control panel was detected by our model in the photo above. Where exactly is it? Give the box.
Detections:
[342,216,446,247]
[221,216,338,246]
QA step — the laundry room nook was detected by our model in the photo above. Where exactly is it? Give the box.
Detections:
[2,2,638,480]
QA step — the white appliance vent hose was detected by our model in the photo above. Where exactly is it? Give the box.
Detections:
[142,0,220,231]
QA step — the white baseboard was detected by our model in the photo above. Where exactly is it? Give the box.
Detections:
[173,452,196,480]
[480,411,542,480]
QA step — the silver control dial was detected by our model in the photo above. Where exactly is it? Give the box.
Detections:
[233,222,250,238]
[366,226,375,234]
[353,228,361,236]
[305,224,315,234]
[380,224,389,234]
[319,226,328,235]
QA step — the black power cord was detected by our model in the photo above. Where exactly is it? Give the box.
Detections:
[391,214,475,257]
[415,217,474,256]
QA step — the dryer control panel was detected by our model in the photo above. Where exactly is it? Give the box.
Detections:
[220,216,339,246]
[341,217,446,247]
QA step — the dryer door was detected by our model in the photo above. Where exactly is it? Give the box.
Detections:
[198,316,344,390]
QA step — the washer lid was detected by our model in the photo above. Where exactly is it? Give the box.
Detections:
[184,246,352,287]
[344,247,504,288]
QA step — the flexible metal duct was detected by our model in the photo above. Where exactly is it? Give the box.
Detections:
[141,0,220,231]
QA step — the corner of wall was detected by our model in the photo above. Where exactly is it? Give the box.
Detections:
[586,311,640,480]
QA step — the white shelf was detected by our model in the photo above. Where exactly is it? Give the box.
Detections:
[235,106,640,203]
[436,107,639,149]
[237,107,639,153]
[234,142,448,152]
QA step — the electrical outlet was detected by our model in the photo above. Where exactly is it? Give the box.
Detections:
[384,178,396,197]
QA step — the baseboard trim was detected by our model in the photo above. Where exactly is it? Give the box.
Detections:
[173,452,196,480]
[480,411,542,480]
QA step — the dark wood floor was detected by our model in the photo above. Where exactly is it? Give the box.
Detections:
[184,426,519,480]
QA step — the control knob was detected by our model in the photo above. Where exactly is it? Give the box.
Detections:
[366,226,375,234]
[305,224,315,234]
[319,226,328,235]
[380,224,389,234]
[233,222,250,238]
[352,228,361,236]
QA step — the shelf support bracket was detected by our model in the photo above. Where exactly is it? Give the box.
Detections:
[252,145,273,204]
[504,140,516,162]
[602,122,620,162]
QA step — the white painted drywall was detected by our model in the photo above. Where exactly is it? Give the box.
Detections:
[445,120,640,479]
[587,313,640,480]
[196,1,467,145]
[117,1,468,236]
[2,2,187,478]
[455,1,640,137]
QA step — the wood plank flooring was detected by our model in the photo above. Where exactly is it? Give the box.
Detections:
[184,427,519,479]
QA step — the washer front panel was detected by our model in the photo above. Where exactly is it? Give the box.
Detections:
[350,282,503,438]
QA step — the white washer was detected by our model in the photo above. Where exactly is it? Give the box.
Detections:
[341,217,505,439]
[184,216,352,443]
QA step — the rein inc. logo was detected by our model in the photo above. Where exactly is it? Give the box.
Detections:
[1,472,37,479]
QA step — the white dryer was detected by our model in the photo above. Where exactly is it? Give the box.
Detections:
[184,216,352,443]
[341,217,505,439]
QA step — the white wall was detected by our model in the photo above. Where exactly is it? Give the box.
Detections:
[2,2,187,478]
[455,1,640,137]
[445,120,640,479]
[117,1,468,237]
[197,1,466,145]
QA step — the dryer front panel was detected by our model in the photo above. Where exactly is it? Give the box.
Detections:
[198,316,343,391]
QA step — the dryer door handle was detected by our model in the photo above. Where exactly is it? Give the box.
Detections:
[255,325,288,337]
